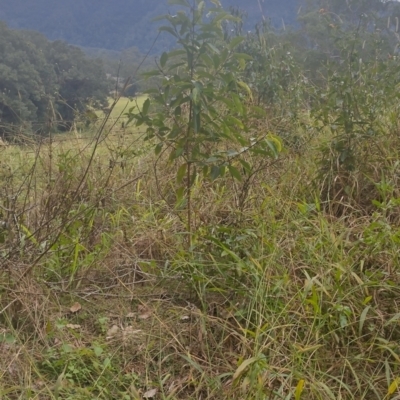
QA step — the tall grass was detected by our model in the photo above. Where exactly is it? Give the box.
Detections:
[1,105,400,399]
[2,9,400,397]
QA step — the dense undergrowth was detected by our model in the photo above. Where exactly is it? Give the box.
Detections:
[2,0,400,399]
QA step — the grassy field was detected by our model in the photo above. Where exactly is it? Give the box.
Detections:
[100,95,148,120]
[1,96,400,400]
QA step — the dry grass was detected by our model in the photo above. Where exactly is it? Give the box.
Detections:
[1,107,400,400]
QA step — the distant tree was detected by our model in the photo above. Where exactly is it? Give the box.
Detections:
[0,22,55,132]
[47,41,109,129]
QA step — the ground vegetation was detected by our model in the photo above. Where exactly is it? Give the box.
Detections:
[1,1,400,399]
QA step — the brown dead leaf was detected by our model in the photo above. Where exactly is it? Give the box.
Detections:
[139,312,151,320]
[143,388,157,398]
[138,304,151,320]
[66,324,81,330]
[122,326,142,341]
[69,302,82,313]
[35,380,45,389]
[106,325,119,339]
[126,312,135,318]
[138,304,147,312]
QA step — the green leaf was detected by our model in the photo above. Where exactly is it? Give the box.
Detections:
[194,112,201,133]
[177,163,187,184]
[233,53,253,61]
[206,156,219,163]
[384,312,400,326]
[175,147,184,158]
[155,142,163,156]
[295,380,305,400]
[168,127,181,139]
[250,105,266,117]
[208,43,221,55]
[359,306,370,337]
[388,378,400,396]
[190,166,197,187]
[228,165,242,181]
[226,116,244,129]
[339,313,348,328]
[174,106,182,117]
[228,36,245,50]
[197,1,205,14]
[237,81,253,101]
[196,70,216,80]
[142,98,150,116]
[175,186,186,210]
[0,333,16,344]
[159,26,178,38]
[142,69,161,79]
[160,52,169,68]
[226,149,239,157]
[210,165,221,180]
[232,357,259,382]
[265,134,282,156]
[103,358,111,368]
[169,95,185,109]
[152,14,169,22]
[168,49,186,57]
[93,346,104,357]
[192,85,201,106]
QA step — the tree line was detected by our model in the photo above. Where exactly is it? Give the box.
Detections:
[0,22,109,137]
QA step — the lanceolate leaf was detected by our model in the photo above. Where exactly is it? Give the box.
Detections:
[142,98,150,116]
[177,163,187,184]
[155,142,163,156]
[160,52,169,68]
[193,112,201,133]
[208,43,221,55]
[239,159,251,173]
[175,186,186,209]
[295,380,305,400]
[210,165,221,180]
[210,0,221,6]
[192,85,201,106]
[228,36,245,50]
[228,165,242,181]
[197,1,205,14]
[175,147,184,159]
[237,81,253,101]
[159,26,178,38]
[142,70,161,79]
[226,116,244,130]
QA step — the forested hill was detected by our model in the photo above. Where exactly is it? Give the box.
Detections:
[0,0,298,52]
[0,22,109,135]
